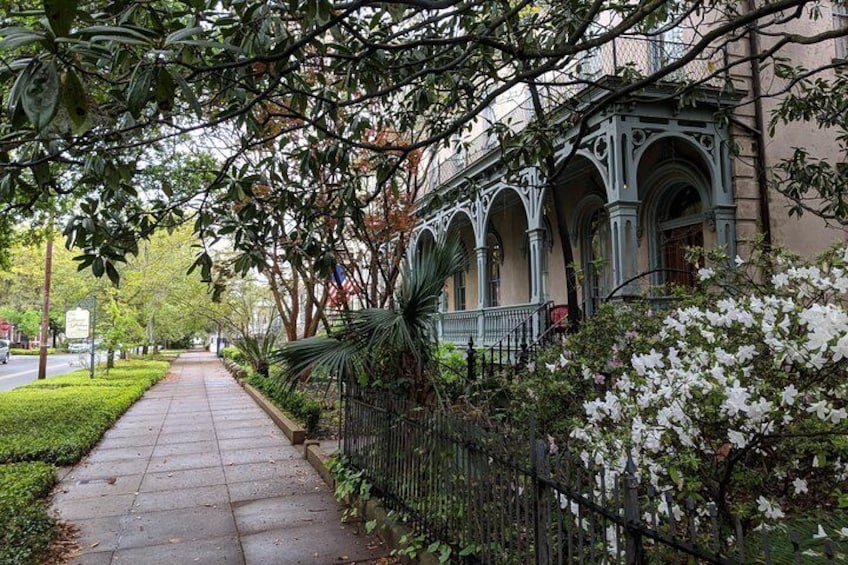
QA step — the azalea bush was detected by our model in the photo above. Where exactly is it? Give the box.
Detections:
[518,244,848,532]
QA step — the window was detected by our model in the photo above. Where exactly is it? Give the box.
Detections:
[486,230,503,307]
[658,184,704,288]
[583,207,612,314]
[835,5,848,61]
[454,242,469,311]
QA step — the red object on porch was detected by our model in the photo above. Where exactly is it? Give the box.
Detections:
[550,305,569,331]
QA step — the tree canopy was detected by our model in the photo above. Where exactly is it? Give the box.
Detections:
[1,0,846,282]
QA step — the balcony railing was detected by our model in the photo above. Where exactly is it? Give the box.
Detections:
[439,302,542,347]
[424,36,722,192]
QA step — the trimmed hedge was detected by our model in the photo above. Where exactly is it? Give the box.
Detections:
[9,348,57,356]
[0,462,57,565]
[244,374,322,434]
[0,360,170,465]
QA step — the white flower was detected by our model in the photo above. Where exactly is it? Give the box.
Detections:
[728,430,747,448]
[813,524,828,539]
[698,267,715,281]
[734,255,745,267]
[559,354,569,368]
[757,497,785,520]
[839,527,848,540]
[807,400,829,421]
[772,273,790,288]
[781,384,799,406]
[792,478,808,495]
[545,362,557,373]
[829,407,847,424]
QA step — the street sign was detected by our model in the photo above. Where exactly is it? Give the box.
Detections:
[65,308,90,339]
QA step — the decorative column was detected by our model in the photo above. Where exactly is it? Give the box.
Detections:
[607,202,640,298]
[526,228,546,304]
[713,205,737,259]
[475,245,488,342]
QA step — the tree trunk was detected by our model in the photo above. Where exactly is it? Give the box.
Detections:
[37,233,54,380]
[107,349,115,369]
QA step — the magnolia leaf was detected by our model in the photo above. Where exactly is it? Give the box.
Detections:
[32,160,50,187]
[61,69,89,133]
[154,68,175,112]
[105,260,120,286]
[44,0,77,37]
[127,64,152,116]
[21,59,60,131]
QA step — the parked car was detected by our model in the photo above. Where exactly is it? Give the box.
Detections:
[0,339,9,364]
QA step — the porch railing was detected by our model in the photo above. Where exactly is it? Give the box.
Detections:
[439,302,542,347]
[426,36,724,191]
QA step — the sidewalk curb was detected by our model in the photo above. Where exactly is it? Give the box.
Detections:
[218,358,307,445]
[303,440,334,487]
[242,382,307,445]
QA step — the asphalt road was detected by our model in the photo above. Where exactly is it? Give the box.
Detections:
[0,353,104,392]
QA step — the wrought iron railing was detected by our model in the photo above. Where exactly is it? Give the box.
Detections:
[342,384,844,564]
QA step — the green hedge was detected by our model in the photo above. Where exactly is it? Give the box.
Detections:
[221,346,243,363]
[0,462,57,565]
[0,360,170,465]
[9,348,58,356]
[245,374,322,434]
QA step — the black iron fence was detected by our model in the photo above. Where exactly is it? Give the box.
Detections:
[342,383,845,564]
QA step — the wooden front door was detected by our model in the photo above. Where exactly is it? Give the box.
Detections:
[662,223,703,288]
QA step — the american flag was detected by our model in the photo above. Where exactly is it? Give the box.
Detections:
[328,265,355,308]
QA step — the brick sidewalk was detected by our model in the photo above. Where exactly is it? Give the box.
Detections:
[52,351,387,564]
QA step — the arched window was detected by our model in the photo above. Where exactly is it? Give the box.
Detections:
[453,242,470,311]
[583,206,612,314]
[657,184,704,288]
[486,229,503,307]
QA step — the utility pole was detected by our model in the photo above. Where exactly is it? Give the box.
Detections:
[37,230,54,380]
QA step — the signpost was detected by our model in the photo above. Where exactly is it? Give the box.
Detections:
[66,298,96,378]
[65,308,90,339]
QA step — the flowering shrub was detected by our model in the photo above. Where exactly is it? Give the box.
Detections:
[523,244,848,528]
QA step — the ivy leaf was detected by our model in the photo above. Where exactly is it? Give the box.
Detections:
[44,0,78,37]
[61,69,90,133]
[21,59,60,131]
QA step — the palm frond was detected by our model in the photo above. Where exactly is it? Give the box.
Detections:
[273,335,364,381]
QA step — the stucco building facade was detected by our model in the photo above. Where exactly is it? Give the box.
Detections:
[411,4,848,347]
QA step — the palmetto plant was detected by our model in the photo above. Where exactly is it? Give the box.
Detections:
[274,239,464,399]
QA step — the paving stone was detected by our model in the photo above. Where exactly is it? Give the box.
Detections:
[132,484,230,513]
[63,550,115,565]
[232,492,340,535]
[151,439,217,458]
[65,515,126,552]
[85,445,155,463]
[217,435,286,451]
[215,426,283,440]
[220,445,300,465]
[139,466,226,492]
[146,451,221,472]
[223,460,317,484]
[111,535,244,564]
[227,476,327,503]
[52,474,144,501]
[53,493,136,520]
[117,506,237,549]
[240,522,385,564]
[72,458,151,478]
